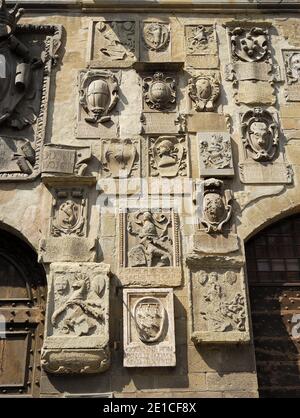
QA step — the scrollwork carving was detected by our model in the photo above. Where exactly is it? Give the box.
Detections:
[143,72,176,111]
[188,72,220,112]
[229,26,269,63]
[200,178,233,234]
[241,107,279,162]
[79,69,119,124]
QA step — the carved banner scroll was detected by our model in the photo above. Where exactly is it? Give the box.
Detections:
[123,288,176,367]
[41,262,111,374]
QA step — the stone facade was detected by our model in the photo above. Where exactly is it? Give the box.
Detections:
[1,0,300,398]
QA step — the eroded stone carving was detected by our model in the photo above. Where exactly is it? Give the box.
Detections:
[51,189,86,237]
[149,135,187,178]
[96,21,136,61]
[143,72,176,111]
[186,25,215,55]
[79,69,119,125]
[229,26,269,63]
[41,263,111,374]
[123,288,175,367]
[119,209,181,287]
[127,211,173,268]
[142,22,170,51]
[191,268,250,344]
[283,50,300,101]
[200,178,233,234]
[0,2,61,181]
[101,138,139,179]
[241,107,279,162]
[42,145,92,177]
[198,132,234,177]
[188,72,220,112]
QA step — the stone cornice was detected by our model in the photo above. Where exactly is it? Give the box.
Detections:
[5,1,300,13]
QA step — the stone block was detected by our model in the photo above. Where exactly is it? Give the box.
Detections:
[123,288,176,368]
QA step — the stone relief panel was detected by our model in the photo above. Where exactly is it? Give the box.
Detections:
[191,268,250,344]
[200,178,233,234]
[42,262,111,374]
[39,187,96,263]
[184,24,218,68]
[148,135,188,178]
[118,209,182,287]
[101,138,140,179]
[123,288,175,367]
[283,50,300,101]
[143,72,176,112]
[241,107,278,162]
[238,108,292,184]
[50,189,87,238]
[188,71,220,112]
[76,69,120,139]
[140,21,171,62]
[87,19,138,68]
[42,145,92,178]
[0,2,61,181]
[198,132,234,177]
[226,24,277,105]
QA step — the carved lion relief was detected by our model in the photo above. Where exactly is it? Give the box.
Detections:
[51,189,87,237]
[142,22,170,51]
[41,262,111,374]
[188,72,220,112]
[241,107,279,162]
[143,72,176,111]
[101,138,140,179]
[78,69,119,125]
[200,178,233,234]
[229,26,269,63]
[149,135,188,178]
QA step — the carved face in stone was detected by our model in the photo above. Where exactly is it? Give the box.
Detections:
[203,192,225,224]
[249,121,269,151]
[156,139,176,167]
[54,277,69,296]
[290,53,300,80]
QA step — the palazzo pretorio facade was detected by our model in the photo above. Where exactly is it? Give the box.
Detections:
[0,0,300,399]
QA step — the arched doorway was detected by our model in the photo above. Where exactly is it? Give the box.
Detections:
[0,229,46,397]
[246,214,300,398]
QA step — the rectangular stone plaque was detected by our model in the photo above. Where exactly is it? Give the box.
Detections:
[185,24,218,69]
[233,62,271,81]
[123,288,176,367]
[286,84,300,102]
[236,81,275,105]
[141,112,181,134]
[198,132,234,177]
[187,113,227,133]
[38,237,97,263]
[87,19,138,68]
[192,232,239,255]
[239,162,293,184]
[42,148,76,174]
[118,209,182,287]
[191,268,250,345]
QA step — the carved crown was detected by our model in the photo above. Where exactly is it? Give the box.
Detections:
[0,0,24,33]
[203,178,223,194]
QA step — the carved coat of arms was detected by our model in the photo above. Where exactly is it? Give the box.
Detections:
[142,22,170,51]
[188,73,220,112]
[230,26,269,62]
[143,72,176,111]
[149,136,187,178]
[133,297,166,342]
[102,138,139,178]
[241,107,278,162]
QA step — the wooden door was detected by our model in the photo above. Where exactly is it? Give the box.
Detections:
[0,231,46,397]
[246,215,300,398]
